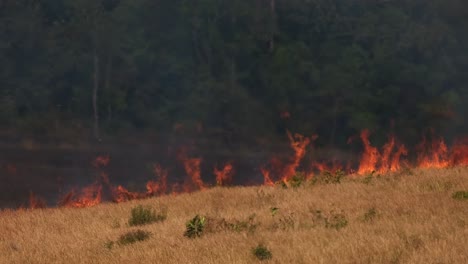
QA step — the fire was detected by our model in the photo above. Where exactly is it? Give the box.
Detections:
[149,163,168,195]
[313,161,343,174]
[357,130,380,174]
[59,183,102,208]
[214,162,234,186]
[450,137,468,166]
[92,155,110,168]
[356,131,408,175]
[111,185,144,203]
[417,135,449,168]
[29,192,46,209]
[22,128,467,210]
[281,132,311,181]
[260,167,275,186]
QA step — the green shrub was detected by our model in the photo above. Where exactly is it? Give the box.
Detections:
[311,209,348,230]
[325,211,348,230]
[313,170,345,184]
[452,191,468,200]
[128,205,167,226]
[118,230,151,245]
[252,244,272,261]
[363,208,377,222]
[184,215,206,238]
[289,172,306,188]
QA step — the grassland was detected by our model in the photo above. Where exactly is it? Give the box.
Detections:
[1,167,467,264]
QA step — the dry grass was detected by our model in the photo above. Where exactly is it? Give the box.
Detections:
[1,167,467,264]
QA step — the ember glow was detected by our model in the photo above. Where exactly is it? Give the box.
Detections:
[22,130,468,209]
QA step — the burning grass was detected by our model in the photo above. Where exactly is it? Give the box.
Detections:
[0,167,467,263]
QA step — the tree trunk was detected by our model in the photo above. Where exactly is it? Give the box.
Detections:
[329,97,341,148]
[104,54,112,123]
[269,0,276,52]
[92,40,100,140]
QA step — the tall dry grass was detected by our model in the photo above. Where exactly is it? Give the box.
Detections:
[1,167,467,264]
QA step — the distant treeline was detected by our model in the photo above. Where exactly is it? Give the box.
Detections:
[0,0,467,149]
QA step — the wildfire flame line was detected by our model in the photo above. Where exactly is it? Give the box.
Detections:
[25,131,468,209]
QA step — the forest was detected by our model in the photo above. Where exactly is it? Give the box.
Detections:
[1,0,467,151]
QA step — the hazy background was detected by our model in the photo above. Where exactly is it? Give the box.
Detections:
[0,0,467,207]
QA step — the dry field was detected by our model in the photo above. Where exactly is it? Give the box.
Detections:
[1,167,467,264]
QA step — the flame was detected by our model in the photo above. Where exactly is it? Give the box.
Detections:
[29,192,46,209]
[92,155,110,168]
[111,185,144,203]
[450,137,468,166]
[150,163,168,195]
[357,130,380,174]
[390,144,408,171]
[260,167,275,186]
[313,161,343,174]
[22,128,467,210]
[281,132,311,181]
[214,162,234,186]
[417,135,449,168]
[59,183,102,208]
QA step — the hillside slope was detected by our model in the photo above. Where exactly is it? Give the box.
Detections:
[1,167,467,264]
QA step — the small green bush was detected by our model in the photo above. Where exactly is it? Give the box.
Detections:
[325,211,348,229]
[313,170,345,184]
[252,244,272,261]
[128,205,167,226]
[184,215,206,238]
[452,191,468,200]
[363,208,377,222]
[311,209,348,230]
[289,172,306,188]
[118,230,151,245]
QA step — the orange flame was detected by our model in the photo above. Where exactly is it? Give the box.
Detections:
[260,167,275,186]
[357,130,380,174]
[417,135,449,168]
[450,137,468,166]
[281,132,311,181]
[214,162,234,186]
[357,131,407,174]
[29,192,46,209]
[182,158,204,191]
[59,183,102,208]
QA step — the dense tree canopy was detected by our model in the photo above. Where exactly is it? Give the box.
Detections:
[1,0,467,149]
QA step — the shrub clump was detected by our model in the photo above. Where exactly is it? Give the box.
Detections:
[313,170,345,185]
[252,244,272,261]
[452,191,468,200]
[118,229,151,245]
[363,208,377,222]
[128,205,167,226]
[312,209,348,230]
[184,215,206,238]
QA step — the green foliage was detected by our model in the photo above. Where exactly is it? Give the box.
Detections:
[363,208,377,222]
[313,170,345,185]
[118,229,151,245]
[325,212,348,230]
[128,205,167,227]
[270,207,279,217]
[206,214,259,234]
[104,241,115,249]
[452,191,468,200]
[312,209,348,230]
[184,215,206,238]
[0,0,466,146]
[289,172,306,188]
[252,244,272,261]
